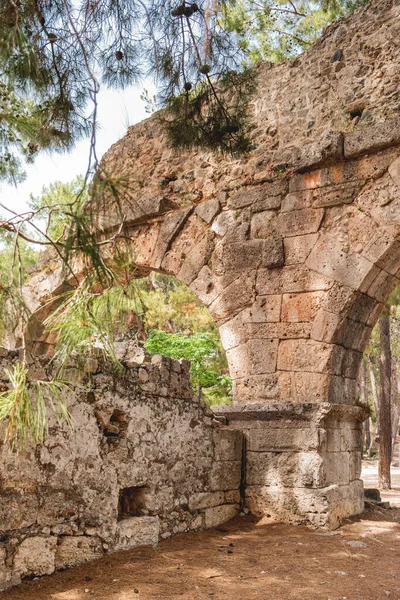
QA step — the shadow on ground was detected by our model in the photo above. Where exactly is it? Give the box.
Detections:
[2,499,399,600]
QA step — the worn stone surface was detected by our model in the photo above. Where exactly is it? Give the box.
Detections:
[216,403,367,529]
[5,2,400,585]
[21,0,400,409]
[0,348,241,588]
[13,537,57,578]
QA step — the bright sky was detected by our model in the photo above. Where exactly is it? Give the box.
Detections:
[0,85,153,216]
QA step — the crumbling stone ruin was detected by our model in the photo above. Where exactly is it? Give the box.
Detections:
[1,0,400,589]
[0,345,241,590]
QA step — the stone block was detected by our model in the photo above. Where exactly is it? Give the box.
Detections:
[363,231,400,275]
[204,504,239,529]
[247,428,319,452]
[55,536,103,570]
[195,199,221,223]
[177,232,214,285]
[341,319,372,352]
[282,292,323,323]
[349,451,362,480]
[341,349,363,379]
[209,274,255,321]
[218,313,247,351]
[190,266,220,307]
[246,479,364,529]
[189,492,225,511]
[212,240,261,274]
[320,451,350,486]
[13,537,57,578]
[256,265,332,295]
[340,427,362,452]
[261,235,285,268]
[311,309,344,344]
[256,450,349,488]
[233,374,279,403]
[247,322,311,339]
[277,339,343,375]
[293,131,344,172]
[311,181,361,208]
[306,236,374,290]
[247,338,279,375]
[324,428,342,453]
[211,210,240,238]
[208,461,241,492]
[114,516,160,551]
[281,191,313,212]
[213,428,243,461]
[322,283,356,315]
[346,292,377,325]
[344,119,400,158]
[284,234,319,266]
[226,344,249,379]
[244,295,282,323]
[367,269,399,303]
[153,207,192,269]
[246,451,323,488]
[328,375,358,405]
[228,186,280,210]
[250,211,274,239]
[288,372,331,403]
[277,208,324,237]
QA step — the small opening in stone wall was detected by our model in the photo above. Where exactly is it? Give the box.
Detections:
[118,486,149,520]
[96,409,130,439]
[349,108,363,120]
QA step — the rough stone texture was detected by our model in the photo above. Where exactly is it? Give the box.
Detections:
[215,403,367,529]
[13,537,57,579]
[7,1,400,583]
[23,0,400,407]
[0,348,241,590]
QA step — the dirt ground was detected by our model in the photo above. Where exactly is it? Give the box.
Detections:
[3,465,400,600]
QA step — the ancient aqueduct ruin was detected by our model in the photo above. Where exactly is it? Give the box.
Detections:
[0,0,400,589]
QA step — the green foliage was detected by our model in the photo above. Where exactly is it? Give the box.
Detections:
[0,362,72,452]
[141,274,213,334]
[163,69,256,153]
[28,176,88,240]
[45,252,144,375]
[0,0,369,180]
[144,329,231,400]
[0,229,38,342]
[221,0,369,63]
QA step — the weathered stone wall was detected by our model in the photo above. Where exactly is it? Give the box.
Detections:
[0,345,242,591]
[11,0,400,554]
[215,403,367,529]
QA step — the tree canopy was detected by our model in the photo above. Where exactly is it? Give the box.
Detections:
[0,0,368,183]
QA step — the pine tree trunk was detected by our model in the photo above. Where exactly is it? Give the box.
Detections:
[378,310,392,489]
[367,418,375,458]
[390,308,400,453]
[368,357,379,424]
[359,360,370,452]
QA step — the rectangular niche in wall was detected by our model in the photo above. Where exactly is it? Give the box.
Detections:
[118,486,149,520]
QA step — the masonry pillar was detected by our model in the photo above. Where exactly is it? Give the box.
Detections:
[215,403,368,529]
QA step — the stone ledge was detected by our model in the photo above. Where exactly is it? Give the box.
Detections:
[213,403,368,425]
[344,119,400,159]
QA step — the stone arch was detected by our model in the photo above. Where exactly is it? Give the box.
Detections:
[19,0,400,528]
